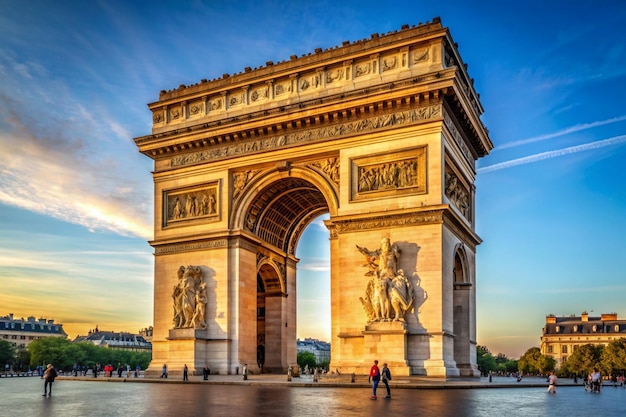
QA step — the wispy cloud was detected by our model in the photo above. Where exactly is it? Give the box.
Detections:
[497,115,626,150]
[478,135,626,174]
[0,60,153,239]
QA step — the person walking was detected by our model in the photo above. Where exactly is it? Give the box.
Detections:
[161,364,168,378]
[381,363,392,399]
[547,370,558,394]
[42,364,57,397]
[183,364,188,381]
[369,359,381,399]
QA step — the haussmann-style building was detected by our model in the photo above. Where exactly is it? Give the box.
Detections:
[540,311,626,366]
[0,313,67,349]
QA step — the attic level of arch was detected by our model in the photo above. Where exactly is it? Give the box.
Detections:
[136,85,487,170]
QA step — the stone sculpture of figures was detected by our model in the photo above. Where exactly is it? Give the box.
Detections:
[172,265,207,329]
[357,238,415,322]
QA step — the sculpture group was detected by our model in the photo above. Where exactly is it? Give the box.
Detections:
[358,238,415,322]
[172,265,207,329]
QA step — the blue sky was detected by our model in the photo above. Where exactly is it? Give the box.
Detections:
[1,0,625,358]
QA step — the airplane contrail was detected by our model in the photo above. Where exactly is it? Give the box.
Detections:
[478,135,626,174]
[496,115,626,150]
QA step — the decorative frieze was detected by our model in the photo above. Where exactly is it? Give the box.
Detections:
[154,238,228,255]
[171,103,442,168]
[330,210,444,234]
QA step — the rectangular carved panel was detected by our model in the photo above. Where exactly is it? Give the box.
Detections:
[163,181,219,227]
[350,146,427,201]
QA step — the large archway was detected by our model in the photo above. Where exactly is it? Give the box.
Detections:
[135,19,492,378]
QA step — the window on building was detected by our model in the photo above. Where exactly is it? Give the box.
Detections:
[561,345,568,354]
[11,335,17,339]
[573,325,578,332]
[547,345,553,353]
[20,335,25,339]
[615,325,619,332]
[555,326,560,333]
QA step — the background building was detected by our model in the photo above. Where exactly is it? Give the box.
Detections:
[0,313,67,348]
[73,326,152,352]
[296,338,330,365]
[540,311,626,365]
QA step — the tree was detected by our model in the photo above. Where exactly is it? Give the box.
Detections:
[297,351,316,370]
[601,338,626,376]
[476,345,496,375]
[518,347,555,374]
[0,340,16,370]
[560,344,604,377]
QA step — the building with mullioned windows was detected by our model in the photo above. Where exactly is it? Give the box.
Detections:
[0,313,67,349]
[540,311,626,366]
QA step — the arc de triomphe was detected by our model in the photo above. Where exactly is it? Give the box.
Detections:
[135,17,492,378]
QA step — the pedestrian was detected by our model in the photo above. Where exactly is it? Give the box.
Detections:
[369,359,381,399]
[243,364,248,381]
[42,364,57,397]
[547,370,557,394]
[183,364,188,381]
[161,364,168,378]
[203,365,210,380]
[381,363,392,398]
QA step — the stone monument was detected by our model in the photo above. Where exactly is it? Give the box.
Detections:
[135,17,492,377]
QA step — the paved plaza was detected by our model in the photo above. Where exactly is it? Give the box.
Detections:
[2,373,625,416]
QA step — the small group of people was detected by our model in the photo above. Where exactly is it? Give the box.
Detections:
[369,359,392,400]
[584,368,602,393]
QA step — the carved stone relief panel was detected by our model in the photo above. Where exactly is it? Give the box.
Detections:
[354,62,372,78]
[164,181,219,227]
[232,169,261,201]
[381,54,398,72]
[209,96,223,111]
[413,47,429,64]
[444,164,471,220]
[188,100,205,118]
[250,85,269,103]
[350,147,427,201]
[274,80,293,97]
[169,105,182,121]
[326,66,345,84]
[299,72,321,92]
[307,158,340,185]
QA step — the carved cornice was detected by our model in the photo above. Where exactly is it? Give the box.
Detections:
[442,207,481,250]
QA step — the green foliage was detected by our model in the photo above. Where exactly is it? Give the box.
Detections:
[476,345,496,374]
[601,338,626,375]
[560,344,604,376]
[518,347,555,374]
[297,351,317,370]
[28,337,151,371]
[0,339,16,368]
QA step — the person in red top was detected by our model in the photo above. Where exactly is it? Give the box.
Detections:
[369,359,381,399]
